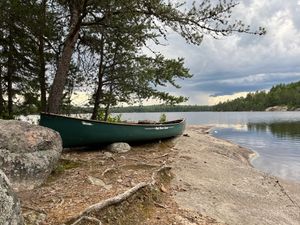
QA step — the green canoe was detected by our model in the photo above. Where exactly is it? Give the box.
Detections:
[39,113,186,148]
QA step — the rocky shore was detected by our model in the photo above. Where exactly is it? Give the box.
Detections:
[171,126,300,225]
[1,122,300,224]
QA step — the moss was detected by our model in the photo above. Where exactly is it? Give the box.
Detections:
[90,187,160,225]
[53,159,81,174]
[46,159,81,183]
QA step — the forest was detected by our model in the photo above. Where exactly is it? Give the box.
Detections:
[0,0,264,120]
[213,80,300,111]
[109,80,300,112]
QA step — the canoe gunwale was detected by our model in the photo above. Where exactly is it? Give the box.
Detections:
[40,112,185,127]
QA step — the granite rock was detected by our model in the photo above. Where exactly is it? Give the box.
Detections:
[108,142,131,153]
[0,170,24,225]
[0,120,62,191]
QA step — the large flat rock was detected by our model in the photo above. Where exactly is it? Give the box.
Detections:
[171,126,300,225]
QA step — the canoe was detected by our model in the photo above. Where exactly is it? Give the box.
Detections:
[39,113,186,148]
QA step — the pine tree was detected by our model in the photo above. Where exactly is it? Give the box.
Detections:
[46,0,265,114]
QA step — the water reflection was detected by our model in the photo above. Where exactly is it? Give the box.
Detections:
[20,112,300,182]
[118,112,300,182]
[247,121,300,140]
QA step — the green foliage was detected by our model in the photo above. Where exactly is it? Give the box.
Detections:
[214,81,300,111]
[159,113,167,123]
[0,111,14,120]
[96,111,122,123]
[0,0,265,118]
[49,159,81,183]
[0,0,61,117]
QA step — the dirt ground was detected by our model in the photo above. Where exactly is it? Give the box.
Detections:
[18,135,223,225]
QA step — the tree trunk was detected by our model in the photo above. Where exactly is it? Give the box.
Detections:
[38,37,47,111]
[91,36,105,120]
[0,66,4,116]
[7,55,13,118]
[103,43,118,121]
[104,85,113,121]
[103,102,110,121]
[47,3,82,114]
[6,33,14,118]
[91,78,104,120]
[38,0,47,112]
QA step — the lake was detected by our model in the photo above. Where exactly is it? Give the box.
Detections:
[21,112,300,182]
[120,112,300,182]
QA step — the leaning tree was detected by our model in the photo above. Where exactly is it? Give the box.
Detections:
[46,0,266,114]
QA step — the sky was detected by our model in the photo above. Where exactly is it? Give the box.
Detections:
[72,0,300,107]
[149,0,300,105]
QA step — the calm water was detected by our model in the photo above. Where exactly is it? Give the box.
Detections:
[120,112,300,182]
[21,112,300,182]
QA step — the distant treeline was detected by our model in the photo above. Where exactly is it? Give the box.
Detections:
[60,104,213,114]
[111,80,300,112]
[214,80,300,111]
[65,80,300,113]
[111,105,213,113]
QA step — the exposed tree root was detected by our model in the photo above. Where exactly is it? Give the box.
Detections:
[72,216,102,225]
[75,182,148,219]
[68,165,172,225]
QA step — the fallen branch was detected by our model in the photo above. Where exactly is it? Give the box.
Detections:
[154,201,168,209]
[153,153,169,159]
[71,216,102,225]
[22,205,47,214]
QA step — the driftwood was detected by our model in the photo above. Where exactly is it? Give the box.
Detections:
[70,165,172,225]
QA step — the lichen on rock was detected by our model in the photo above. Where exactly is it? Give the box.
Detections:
[0,120,63,191]
[0,170,24,225]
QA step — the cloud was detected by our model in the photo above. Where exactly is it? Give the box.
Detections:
[191,72,300,96]
[71,91,90,106]
[150,0,300,104]
[208,92,249,105]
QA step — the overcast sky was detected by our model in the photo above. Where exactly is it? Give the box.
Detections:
[151,0,300,105]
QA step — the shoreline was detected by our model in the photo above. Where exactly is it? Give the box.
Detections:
[209,127,259,167]
[17,125,300,224]
[209,127,300,185]
[170,125,300,225]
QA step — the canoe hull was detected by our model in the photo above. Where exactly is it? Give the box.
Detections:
[39,113,186,148]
